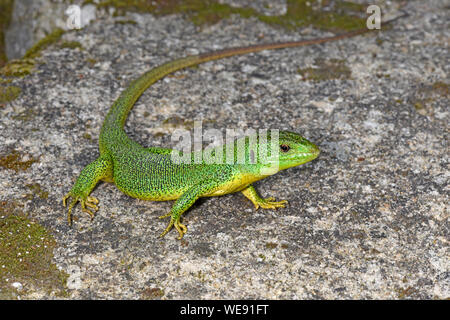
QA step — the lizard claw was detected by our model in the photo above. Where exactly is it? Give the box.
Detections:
[63,193,99,226]
[254,198,288,210]
[158,214,187,240]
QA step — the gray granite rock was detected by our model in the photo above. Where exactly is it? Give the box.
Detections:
[0,0,448,299]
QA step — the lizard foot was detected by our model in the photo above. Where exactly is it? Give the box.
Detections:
[158,214,187,240]
[253,197,288,210]
[63,193,99,226]
[241,185,288,211]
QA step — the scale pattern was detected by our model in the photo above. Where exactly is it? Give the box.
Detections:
[62,27,378,238]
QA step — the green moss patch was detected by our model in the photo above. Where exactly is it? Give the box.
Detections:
[0,207,68,299]
[95,0,368,31]
[0,85,21,104]
[114,19,138,25]
[169,0,256,27]
[0,28,66,79]
[0,58,35,77]
[60,41,84,50]
[24,183,49,200]
[259,0,366,31]
[23,28,65,59]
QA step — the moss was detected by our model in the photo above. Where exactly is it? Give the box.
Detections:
[0,208,68,299]
[141,287,164,299]
[412,81,449,116]
[162,115,194,129]
[172,0,256,27]
[335,0,367,13]
[1,0,367,78]
[413,101,430,116]
[0,85,21,104]
[396,286,417,299]
[114,19,138,25]
[86,57,97,63]
[23,28,65,59]
[298,58,352,81]
[95,0,157,16]
[95,0,368,31]
[0,28,65,78]
[0,77,11,84]
[0,0,14,68]
[258,0,366,31]
[0,149,39,172]
[11,107,36,121]
[431,81,449,97]
[265,242,278,249]
[60,41,83,50]
[0,58,35,77]
[24,183,49,200]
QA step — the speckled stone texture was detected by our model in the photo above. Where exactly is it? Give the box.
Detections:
[0,0,448,299]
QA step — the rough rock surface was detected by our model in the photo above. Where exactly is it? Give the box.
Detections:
[0,0,448,299]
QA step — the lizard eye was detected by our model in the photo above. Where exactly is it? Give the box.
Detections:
[280,144,290,153]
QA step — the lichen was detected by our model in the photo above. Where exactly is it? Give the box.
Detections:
[298,58,352,81]
[265,242,278,249]
[430,81,449,97]
[141,287,164,299]
[396,286,417,299]
[0,149,39,172]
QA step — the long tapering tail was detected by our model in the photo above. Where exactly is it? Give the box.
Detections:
[100,12,406,146]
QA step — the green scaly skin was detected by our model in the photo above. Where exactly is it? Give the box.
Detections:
[62,27,382,239]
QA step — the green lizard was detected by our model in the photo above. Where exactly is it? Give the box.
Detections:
[62,21,397,239]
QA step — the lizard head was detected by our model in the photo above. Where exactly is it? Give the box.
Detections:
[202,129,319,176]
[277,130,320,170]
[255,130,320,175]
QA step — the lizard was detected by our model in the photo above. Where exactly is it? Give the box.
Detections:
[62,15,404,240]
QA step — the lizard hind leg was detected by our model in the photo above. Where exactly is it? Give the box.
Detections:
[158,181,217,240]
[63,155,113,225]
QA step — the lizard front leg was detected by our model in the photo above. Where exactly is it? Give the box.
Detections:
[63,155,113,225]
[241,184,287,210]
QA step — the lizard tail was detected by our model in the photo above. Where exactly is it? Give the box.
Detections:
[100,12,406,143]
